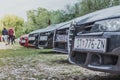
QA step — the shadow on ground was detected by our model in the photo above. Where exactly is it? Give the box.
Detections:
[89,74,120,80]
[43,74,120,80]
[38,50,68,55]
[65,74,120,80]
[38,51,57,54]
[51,59,71,65]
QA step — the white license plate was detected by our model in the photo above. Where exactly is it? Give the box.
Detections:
[74,37,107,52]
[29,37,35,40]
[56,35,68,42]
[40,36,47,40]
[21,40,26,43]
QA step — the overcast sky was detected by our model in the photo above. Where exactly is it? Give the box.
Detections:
[0,0,77,21]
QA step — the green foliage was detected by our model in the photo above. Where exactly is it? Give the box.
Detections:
[24,8,50,33]
[1,15,24,28]
[79,0,120,16]
[23,4,81,34]
[49,10,63,24]
[0,15,24,37]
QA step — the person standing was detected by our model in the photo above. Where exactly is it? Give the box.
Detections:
[8,28,14,45]
[2,28,8,45]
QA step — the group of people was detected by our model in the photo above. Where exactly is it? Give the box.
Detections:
[2,28,15,45]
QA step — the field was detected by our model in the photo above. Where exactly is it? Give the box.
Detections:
[0,45,119,80]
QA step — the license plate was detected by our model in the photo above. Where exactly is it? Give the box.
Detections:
[29,37,35,40]
[21,40,26,43]
[74,37,107,52]
[40,36,47,40]
[56,35,68,42]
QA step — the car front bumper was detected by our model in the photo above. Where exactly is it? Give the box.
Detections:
[69,32,120,73]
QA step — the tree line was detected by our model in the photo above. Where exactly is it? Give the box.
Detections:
[0,0,120,37]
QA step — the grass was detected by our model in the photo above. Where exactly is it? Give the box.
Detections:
[0,46,86,80]
[0,47,46,57]
[1,45,116,80]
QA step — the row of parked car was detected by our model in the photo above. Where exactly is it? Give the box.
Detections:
[20,6,120,73]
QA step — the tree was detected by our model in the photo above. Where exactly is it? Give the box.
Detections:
[24,0,120,36]
[0,15,24,37]
[79,0,120,16]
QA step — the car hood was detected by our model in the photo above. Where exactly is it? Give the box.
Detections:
[29,28,45,34]
[40,21,72,33]
[75,6,120,25]
[29,24,56,35]
[57,20,72,30]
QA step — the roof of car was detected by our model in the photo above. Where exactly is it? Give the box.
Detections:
[75,5,120,25]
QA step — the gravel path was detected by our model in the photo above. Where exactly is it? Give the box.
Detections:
[0,42,20,50]
[0,42,13,49]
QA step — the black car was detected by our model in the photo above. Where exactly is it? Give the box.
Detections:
[69,6,120,73]
[28,29,43,48]
[38,24,60,49]
[53,21,71,53]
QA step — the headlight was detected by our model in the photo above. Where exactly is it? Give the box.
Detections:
[93,18,120,32]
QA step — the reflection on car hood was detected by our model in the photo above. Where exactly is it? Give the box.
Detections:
[29,24,56,34]
[77,32,104,36]
[57,20,72,30]
[29,28,46,34]
[29,18,73,35]
[75,6,120,25]
[40,21,73,33]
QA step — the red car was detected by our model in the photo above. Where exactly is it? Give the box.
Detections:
[19,34,29,47]
[0,36,2,42]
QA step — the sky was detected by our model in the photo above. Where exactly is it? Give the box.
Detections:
[0,0,77,21]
